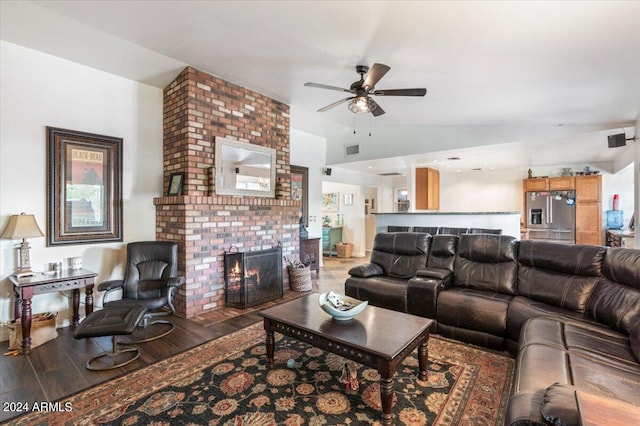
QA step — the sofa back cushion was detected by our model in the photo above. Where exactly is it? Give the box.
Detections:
[369,232,430,279]
[427,235,458,272]
[631,322,640,362]
[517,241,605,313]
[453,234,518,294]
[585,247,640,334]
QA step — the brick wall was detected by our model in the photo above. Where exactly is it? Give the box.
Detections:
[154,67,299,318]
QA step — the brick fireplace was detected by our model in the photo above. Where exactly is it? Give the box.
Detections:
[154,67,300,318]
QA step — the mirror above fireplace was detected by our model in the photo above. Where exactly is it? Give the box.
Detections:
[214,137,276,198]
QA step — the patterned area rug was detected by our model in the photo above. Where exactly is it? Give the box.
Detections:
[8,323,514,425]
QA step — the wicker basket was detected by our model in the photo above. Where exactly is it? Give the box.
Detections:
[336,242,353,258]
[288,265,312,292]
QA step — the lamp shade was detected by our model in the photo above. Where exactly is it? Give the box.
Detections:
[1,213,45,240]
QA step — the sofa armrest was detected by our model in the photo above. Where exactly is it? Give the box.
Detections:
[407,275,448,319]
[541,383,580,426]
[415,267,453,283]
[348,263,384,278]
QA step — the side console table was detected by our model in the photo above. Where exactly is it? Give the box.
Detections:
[300,237,320,273]
[9,268,97,354]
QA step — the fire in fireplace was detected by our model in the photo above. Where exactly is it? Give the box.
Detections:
[224,245,283,308]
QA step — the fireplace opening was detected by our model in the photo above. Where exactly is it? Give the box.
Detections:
[224,245,283,308]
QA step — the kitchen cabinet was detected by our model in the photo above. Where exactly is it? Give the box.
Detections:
[322,227,342,256]
[523,178,549,192]
[575,175,602,245]
[415,167,440,210]
[523,177,576,192]
[549,177,575,190]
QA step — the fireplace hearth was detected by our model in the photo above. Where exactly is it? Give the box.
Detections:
[224,246,283,308]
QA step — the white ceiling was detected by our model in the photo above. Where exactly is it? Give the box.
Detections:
[1,1,639,174]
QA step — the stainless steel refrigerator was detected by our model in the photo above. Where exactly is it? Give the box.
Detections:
[526,191,576,244]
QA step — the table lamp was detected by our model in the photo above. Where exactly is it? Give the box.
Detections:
[1,213,45,278]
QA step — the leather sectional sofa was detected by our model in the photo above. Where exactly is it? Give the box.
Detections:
[344,232,640,425]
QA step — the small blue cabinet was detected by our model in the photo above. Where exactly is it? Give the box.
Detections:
[322,227,342,256]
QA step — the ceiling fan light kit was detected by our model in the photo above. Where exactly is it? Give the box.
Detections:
[348,96,377,114]
[305,63,426,117]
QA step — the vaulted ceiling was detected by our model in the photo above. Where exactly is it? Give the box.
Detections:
[2,1,639,174]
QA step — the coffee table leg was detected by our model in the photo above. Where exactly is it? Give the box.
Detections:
[380,372,394,425]
[265,328,275,367]
[418,337,429,381]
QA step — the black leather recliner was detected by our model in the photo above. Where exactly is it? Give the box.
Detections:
[99,241,184,342]
[345,232,430,314]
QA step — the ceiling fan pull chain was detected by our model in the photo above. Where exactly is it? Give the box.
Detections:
[369,115,372,137]
[353,115,356,134]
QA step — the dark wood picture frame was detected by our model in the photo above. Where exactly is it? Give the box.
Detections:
[168,172,185,196]
[47,126,123,246]
[290,165,309,226]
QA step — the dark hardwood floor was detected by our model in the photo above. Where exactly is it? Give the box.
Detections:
[0,255,358,422]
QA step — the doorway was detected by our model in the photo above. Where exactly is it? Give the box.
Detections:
[364,186,378,252]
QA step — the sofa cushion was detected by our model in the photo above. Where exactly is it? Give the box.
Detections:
[369,232,430,279]
[585,281,640,335]
[426,234,458,272]
[505,296,596,346]
[453,234,518,294]
[518,240,605,276]
[437,288,512,337]
[601,247,640,290]
[517,241,605,313]
[344,276,409,313]
[518,317,638,373]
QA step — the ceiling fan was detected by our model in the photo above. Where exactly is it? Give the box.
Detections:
[304,63,426,117]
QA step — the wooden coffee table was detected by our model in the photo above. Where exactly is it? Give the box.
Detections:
[259,293,434,425]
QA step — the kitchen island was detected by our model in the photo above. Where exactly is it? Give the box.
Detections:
[374,211,522,238]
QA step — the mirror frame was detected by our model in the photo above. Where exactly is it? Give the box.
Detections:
[290,165,308,226]
[214,137,276,198]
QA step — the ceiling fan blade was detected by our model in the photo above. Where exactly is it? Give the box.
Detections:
[304,82,353,93]
[373,88,427,96]
[317,97,355,112]
[370,99,385,117]
[363,63,391,89]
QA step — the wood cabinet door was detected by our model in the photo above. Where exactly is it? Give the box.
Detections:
[576,201,602,245]
[576,231,604,246]
[415,167,440,210]
[549,177,575,190]
[523,178,549,192]
[575,175,601,202]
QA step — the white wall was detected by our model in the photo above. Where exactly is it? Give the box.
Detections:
[0,41,163,339]
[290,128,326,242]
[440,169,523,213]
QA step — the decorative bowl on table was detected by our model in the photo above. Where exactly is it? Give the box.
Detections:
[318,291,368,320]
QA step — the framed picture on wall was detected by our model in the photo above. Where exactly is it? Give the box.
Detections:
[323,192,339,212]
[46,126,123,246]
[168,172,185,196]
[291,165,308,225]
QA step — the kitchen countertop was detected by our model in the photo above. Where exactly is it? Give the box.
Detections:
[374,211,521,215]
